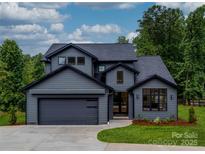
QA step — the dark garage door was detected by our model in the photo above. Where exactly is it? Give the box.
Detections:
[38,98,98,125]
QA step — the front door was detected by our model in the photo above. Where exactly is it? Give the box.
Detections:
[113,92,128,116]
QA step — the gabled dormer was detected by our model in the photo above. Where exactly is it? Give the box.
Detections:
[42,43,97,76]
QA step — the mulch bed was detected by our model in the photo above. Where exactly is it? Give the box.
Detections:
[132,119,196,126]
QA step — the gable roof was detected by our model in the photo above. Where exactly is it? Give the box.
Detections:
[102,63,139,74]
[43,43,137,61]
[127,74,177,91]
[22,64,113,91]
[127,56,177,91]
[44,43,98,59]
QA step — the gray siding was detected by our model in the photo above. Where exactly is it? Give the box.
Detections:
[106,66,134,92]
[32,69,102,90]
[133,79,177,120]
[27,94,108,124]
[26,68,109,124]
[51,47,92,75]
[44,63,51,74]
[128,93,133,119]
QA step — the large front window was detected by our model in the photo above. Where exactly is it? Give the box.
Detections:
[143,88,167,111]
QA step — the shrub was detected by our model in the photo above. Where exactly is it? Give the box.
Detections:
[189,107,197,123]
[8,106,17,125]
[153,117,161,124]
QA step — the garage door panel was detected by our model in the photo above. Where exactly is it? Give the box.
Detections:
[39,98,98,125]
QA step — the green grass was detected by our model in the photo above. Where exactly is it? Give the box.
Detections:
[0,112,25,126]
[98,105,205,146]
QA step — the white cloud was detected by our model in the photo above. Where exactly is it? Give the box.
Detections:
[0,2,69,23]
[157,2,205,14]
[68,24,121,42]
[0,24,60,55]
[117,3,135,9]
[6,24,47,33]
[50,23,64,32]
[19,2,69,9]
[126,32,139,43]
[75,3,136,10]
[81,24,121,34]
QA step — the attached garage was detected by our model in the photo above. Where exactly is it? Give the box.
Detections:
[23,65,112,125]
[38,98,98,125]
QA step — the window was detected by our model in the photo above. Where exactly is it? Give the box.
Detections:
[98,65,105,72]
[143,88,167,111]
[117,71,123,84]
[68,57,76,65]
[58,56,66,65]
[77,57,85,65]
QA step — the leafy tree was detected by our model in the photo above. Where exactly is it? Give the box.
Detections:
[32,53,45,80]
[0,39,25,112]
[133,5,185,77]
[23,54,35,85]
[0,60,8,80]
[178,5,205,103]
[117,36,129,43]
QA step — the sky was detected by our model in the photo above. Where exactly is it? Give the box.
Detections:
[0,2,205,55]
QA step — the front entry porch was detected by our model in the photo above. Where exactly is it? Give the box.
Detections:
[112,92,128,117]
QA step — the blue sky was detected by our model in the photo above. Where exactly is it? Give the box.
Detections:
[0,2,204,55]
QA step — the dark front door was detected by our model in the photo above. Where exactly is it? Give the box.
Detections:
[113,92,128,115]
[38,98,98,125]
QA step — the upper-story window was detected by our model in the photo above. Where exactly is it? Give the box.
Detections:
[77,57,85,65]
[68,57,76,65]
[117,71,123,84]
[143,88,167,111]
[58,56,66,65]
[98,65,105,72]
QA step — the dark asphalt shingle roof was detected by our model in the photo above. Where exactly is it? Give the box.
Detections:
[134,56,176,85]
[44,43,137,61]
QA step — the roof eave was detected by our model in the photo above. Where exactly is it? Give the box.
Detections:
[127,75,177,91]
[22,64,113,91]
[45,43,98,59]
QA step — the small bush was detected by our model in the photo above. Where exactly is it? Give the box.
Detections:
[189,107,197,123]
[8,107,17,125]
[153,117,161,124]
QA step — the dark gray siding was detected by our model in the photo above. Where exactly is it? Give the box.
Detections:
[32,69,103,90]
[51,47,92,75]
[26,68,109,124]
[106,66,135,92]
[45,63,51,74]
[133,79,177,120]
[128,93,134,119]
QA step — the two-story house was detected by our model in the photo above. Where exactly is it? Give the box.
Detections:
[23,43,177,125]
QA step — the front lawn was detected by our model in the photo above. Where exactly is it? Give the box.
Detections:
[0,111,25,126]
[97,105,205,146]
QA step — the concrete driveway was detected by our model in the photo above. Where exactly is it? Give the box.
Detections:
[0,120,130,151]
[0,120,205,151]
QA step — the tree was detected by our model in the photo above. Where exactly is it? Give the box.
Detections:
[0,60,8,80]
[0,39,25,112]
[32,53,45,80]
[117,36,129,43]
[178,5,205,103]
[133,5,185,78]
